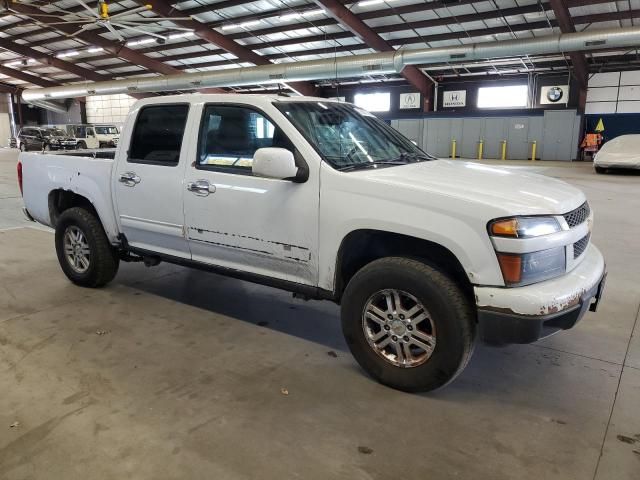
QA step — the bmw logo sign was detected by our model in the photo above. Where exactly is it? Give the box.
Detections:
[547,86,564,103]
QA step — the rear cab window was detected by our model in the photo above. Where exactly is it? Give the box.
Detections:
[128,104,189,166]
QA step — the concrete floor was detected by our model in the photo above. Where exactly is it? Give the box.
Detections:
[0,149,639,480]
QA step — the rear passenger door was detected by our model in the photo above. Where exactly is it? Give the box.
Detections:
[113,103,192,258]
[183,103,320,286]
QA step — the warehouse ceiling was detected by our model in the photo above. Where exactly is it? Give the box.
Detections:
[0,0,639,94]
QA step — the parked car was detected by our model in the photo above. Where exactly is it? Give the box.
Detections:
[17,127,47,151]
[41,127,78,151]
[94,124,120,148]
[60,124,100,149]
[18,94,607,392]
[594,134,640,173]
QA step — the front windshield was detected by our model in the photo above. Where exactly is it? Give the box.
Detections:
[95,126,119,135]
[45,128,66,137]
[274,101,433,170]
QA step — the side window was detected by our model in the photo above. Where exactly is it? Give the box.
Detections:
[197,105,294,173]
[129,105,189,166]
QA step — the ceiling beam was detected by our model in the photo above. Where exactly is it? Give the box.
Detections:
[130,0,316,96]
[549,0,589,88]
[109,7,640,75]
[311,0,432,109]
[7,2,189,78]
[0,65,59,88]
[0,38,108,82]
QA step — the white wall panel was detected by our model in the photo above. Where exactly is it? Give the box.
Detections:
[620,70,640,85]
[588,72,620,88]
[86,94,136,126]
[619,85,640,101]
[586,87,619,102]
[616,101,640,113]
[585,102,617,114]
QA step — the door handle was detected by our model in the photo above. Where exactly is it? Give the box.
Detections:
[119,172,141,186]
[187,180,216,196]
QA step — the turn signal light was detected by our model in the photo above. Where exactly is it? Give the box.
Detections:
[496,253,522,284]
[490,219,518,237]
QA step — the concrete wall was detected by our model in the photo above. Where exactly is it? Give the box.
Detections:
[392,111,581,161]
[0,95,11,148]
[86,94,136,126]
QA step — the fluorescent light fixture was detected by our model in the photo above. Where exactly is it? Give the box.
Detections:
[168,31,195,40]
[357,0,384,6]
[87,47,104,53]
[221,20,261,31]
[56,51,80,58]
[126,38,156,47]
[280,9,324,21]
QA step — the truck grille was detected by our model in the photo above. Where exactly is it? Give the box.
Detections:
[563,202,590,228]
[573,233,590,259]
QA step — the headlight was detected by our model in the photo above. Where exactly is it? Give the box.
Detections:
[496,247,566,287]
[489,216,561,238]
[489,216,565,286]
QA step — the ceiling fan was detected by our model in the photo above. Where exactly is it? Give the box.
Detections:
[9,0,194,43]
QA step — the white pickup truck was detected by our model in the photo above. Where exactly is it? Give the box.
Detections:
[18,94,606,392]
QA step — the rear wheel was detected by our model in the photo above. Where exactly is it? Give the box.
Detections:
[55,207,119,288]
[19,143,26,152]
[341,257,475,392]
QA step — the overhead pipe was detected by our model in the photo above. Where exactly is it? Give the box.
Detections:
[27,99,68,114]
[21,27,640,102]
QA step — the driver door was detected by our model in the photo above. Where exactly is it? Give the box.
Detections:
[183,103,320,286]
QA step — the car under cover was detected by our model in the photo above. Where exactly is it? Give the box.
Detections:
[594,134,640,169]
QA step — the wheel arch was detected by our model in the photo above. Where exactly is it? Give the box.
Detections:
[48,189,110,238]
[333,229,473,303]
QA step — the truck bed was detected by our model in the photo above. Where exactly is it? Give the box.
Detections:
[20,151,120,242]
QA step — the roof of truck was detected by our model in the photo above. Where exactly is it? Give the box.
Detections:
[133,93,347,108]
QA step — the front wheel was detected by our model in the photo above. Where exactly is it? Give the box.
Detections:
[77,141,87,150]
[19,143,26,152]
[55,207,119,288]
[341,257,475,392]
[595,166,608,174]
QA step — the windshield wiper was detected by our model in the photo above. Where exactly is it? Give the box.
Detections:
[338,160,411,172]
[393,151,435,162]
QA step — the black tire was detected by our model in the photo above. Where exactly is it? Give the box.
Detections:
[19,143,26,152]
[55,207,119,288]
[44,144,51,151]
[77,141,87,150]
[595,166,607,174]
[341,257,475,393]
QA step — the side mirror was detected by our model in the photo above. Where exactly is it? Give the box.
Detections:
[252,147,299,180]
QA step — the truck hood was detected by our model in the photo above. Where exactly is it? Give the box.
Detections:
[354,160,585,215]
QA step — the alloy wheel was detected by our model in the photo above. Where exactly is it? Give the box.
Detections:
[362,289,436,368]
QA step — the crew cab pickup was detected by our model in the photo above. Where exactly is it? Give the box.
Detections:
[18,94,607,392]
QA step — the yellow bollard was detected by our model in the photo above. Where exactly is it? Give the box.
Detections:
[451,139,457,159]
[530,141,537,161]
[501,140,507,160]
[478,139,484,160]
